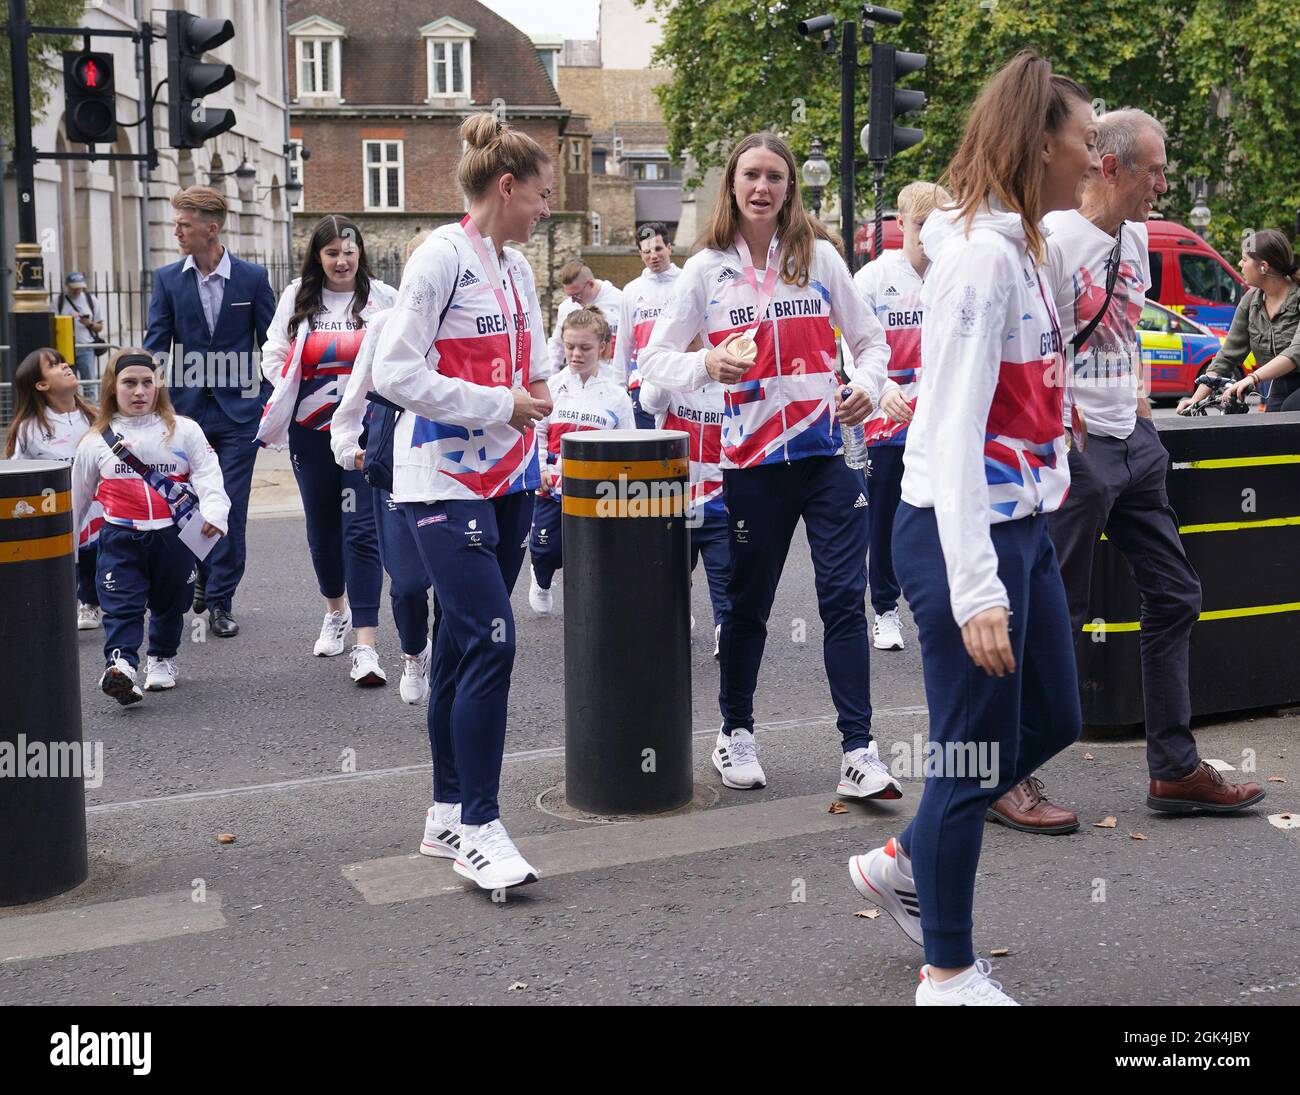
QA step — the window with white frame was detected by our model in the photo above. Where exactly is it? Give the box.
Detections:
[297,38,340,97]
[569,140,583,174]
[591,213,602,246]
[288,140,305,212]
[422,18,476,101]
[364,140,403,211]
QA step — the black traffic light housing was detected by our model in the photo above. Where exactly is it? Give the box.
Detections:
[166,11,236,149]
[62,50,117,145]
[867,42,926,162]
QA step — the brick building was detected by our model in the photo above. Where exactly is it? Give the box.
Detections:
[286,0,589,314]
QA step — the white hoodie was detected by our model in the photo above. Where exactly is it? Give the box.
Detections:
[902,203,1070,628]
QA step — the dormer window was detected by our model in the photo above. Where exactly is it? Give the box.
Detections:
[422,18,476,103]
[290,16,346,100]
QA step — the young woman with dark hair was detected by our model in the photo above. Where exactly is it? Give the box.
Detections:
[846,51,1099,1005]
[259,215,396,684]
[5,347,104,629]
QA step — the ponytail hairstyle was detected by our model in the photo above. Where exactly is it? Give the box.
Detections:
[91,348,177,440]
[1245,228,1300,288]
[560,304,612,350]
[458,113,552,200]
[290,215,373,334]
[942,51,1091,265]
[4,348,94,458]
[701,132,837,288]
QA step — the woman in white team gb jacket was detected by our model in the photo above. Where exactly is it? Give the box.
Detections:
[847,52,1099,1006]
[259,216,396,686]
[72,350,230,706]
[372,113,555,893]
[639,131,899,802]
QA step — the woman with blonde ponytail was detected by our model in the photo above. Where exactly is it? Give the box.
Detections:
[372,111,554,892]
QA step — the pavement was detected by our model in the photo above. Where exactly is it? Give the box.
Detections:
[1,503,1297,1007]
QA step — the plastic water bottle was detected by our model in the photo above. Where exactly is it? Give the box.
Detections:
[840,386,868,470]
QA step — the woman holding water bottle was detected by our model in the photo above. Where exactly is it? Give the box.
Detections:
[640,131,898,798]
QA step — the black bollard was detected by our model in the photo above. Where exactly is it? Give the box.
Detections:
[0,459,88,905]
[561,429,693,814]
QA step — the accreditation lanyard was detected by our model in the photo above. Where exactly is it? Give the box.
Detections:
[460,214,529,387]
[733,232,782,335]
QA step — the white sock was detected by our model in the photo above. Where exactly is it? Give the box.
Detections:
[433,801,460,826]
[893,841,913,881]
[930,964,979,992]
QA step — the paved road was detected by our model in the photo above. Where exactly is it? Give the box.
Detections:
[2,511,1296,1005]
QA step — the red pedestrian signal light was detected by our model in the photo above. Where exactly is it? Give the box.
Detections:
[62,51,117,145]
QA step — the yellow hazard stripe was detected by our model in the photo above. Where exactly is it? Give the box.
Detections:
[0,531,74,563]
[561,457,689,481]
[0,489,70,519]
[1100,514,1300,540]
[562,494,685,518]
[1082,600,1300,633]
[1171,455,1300,470]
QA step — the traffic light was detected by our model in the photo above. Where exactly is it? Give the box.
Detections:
[867,42,926,162]
[62,51,117,145]
[166,11,236,149]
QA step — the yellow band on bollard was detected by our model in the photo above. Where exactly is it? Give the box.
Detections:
[1171,454,1300,471]
[1082,600,1300,633]
[1100,514,1300,541]
[561,457,689,481]
[0,531,75,563]
[0,490,71,519]
[562,494,685,518]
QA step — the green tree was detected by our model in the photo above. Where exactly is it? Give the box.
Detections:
[1,0,89,144]
[642,0,1300,254]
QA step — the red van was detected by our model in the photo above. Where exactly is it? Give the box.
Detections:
[1144,219,1246,333]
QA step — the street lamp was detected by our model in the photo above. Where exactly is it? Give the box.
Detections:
[209,156,257,203]
[801,137,832,217]
[1189,180,1211,238]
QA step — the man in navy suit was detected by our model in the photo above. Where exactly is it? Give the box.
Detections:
[146,186,276,638]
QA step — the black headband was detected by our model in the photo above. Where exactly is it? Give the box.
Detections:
[115,352,156,371]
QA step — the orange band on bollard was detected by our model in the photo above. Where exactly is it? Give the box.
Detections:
[0,490,71,519]
[562,494,686,518]
[560,457,689,481]
[0,531,75,563]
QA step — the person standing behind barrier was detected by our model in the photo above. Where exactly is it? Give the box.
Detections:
[258,216,396,687]
[5,348,103,629]
[615,222,683,428]
[1024,109,1265,825]
[548,261,623,378]
[844,181,951,655]
[56,273,106,382]
[72,349,229,705]
[373,113,554,891]
[145,186,276,640]
[847,53,1096,1005]
[1179,229,1300,413]
[640,131,901,801]
[528,306,634,615]
[332,229,438,706]
[639,364,729,657]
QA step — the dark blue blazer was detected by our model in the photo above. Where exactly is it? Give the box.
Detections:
[145,253,277,426]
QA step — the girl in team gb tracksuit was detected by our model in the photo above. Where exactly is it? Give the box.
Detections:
[640,130,900,803]
[258,216,397,687]
[72,349,230,706]
[527,306,634,614]
[372,113,555,894]
[847,52,1097,1006]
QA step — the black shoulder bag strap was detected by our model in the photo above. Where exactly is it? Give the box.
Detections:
[101,425,200,525]
[1072,227,1124,351]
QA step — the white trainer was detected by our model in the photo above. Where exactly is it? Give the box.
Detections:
[849,836,923,946]
[99,651,143,706]
[314,608,352,656]
[399,639,431,704]
[453,819,539,889]
[916,959,1019,1006]
[528,568,553,614]
[143,656,177,691]
[77,603,101,631]
[873,608,905,651]
[838,741,903,800]
[419,802,462,859]
[713,624,721,659]
[712,728,766,789]
[349,644,387,686]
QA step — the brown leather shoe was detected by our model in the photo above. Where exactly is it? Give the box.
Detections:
[986,777,1080,835]
[1148,761,1266,814]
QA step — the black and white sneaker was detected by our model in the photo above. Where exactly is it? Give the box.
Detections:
[419,803,462,859]
[838,741,903,799]
[100,650,143,706]
[849,837,923,946]
[453,819,539,890]
[712,728,766,789]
